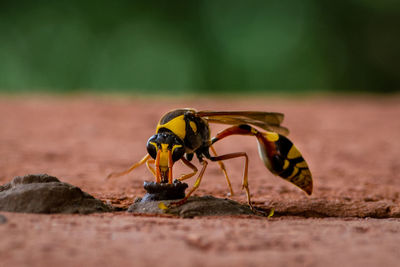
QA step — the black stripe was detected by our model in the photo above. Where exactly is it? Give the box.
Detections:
[280,164,294,178]
[159,109,186,124]
[275,135,292,157]
[289,156,304,165]
[290,169,310,187]
[288,167,300,181]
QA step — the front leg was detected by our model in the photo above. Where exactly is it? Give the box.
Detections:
[107,154,151,179]
[177,157,198,181]
[170,160,208,207]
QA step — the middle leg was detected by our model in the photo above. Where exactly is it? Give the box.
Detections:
[177,157,198,181]
[208,152,256,211]
[209,145,234,196]
[170,160,208,206]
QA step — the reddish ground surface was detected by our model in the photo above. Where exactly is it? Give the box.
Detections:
[0,94,399,267]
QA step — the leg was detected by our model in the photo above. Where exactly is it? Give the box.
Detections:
[170,160,208,206]
[209,145,234,196]
[107,154,151,179]
[155,150,161,183]
[168,150,173,184]
[209,125,260,212]
[177,157,198,181]
[208,152,255,211]
[146,159,156,177]
[210,152,271,216]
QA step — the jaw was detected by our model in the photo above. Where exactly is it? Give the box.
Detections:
[156,162,174,184]
[155,148,174,184]
[159,167,170,183]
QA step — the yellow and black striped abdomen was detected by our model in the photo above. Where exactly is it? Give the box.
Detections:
[257,132,313,195]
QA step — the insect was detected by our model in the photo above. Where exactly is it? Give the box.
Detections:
[108,109,313,212]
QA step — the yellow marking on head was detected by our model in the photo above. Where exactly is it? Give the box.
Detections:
[287,145,301,159]
[149,142,157,149]
[296,161,308,168]
[189,121,197,133]
[264,132,279,142]
[283,160,290,169]
[251,128,258,134]
[156,115,186,141]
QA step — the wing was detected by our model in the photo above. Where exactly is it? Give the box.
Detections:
[196,110,289,136]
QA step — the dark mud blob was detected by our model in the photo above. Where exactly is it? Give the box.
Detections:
[0,174,113,214]
[141,180,188,202]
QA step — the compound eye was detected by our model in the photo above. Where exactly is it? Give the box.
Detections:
[146,136,158,159]
[171,145,185,162]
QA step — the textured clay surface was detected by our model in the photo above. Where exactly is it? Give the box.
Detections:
[0,95,399,266]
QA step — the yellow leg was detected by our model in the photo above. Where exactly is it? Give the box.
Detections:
[170,160,208,206]
[107,154,151,179]
[168,150,173,184]
[177,157,198,181]
[146,159,156,177]
[209,145,234,196]
[211,152,270,216]
[209,152,259,212]
[239,154,253,211]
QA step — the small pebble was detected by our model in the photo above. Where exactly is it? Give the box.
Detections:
[0,214,7,224]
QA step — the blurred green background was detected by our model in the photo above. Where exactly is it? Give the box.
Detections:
[0,0,399,94]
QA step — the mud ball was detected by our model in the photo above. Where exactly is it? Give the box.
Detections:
[141,180,188,202]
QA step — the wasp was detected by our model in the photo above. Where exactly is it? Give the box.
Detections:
[108,109,313,211]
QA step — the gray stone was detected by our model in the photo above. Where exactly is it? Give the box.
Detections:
[128,195,255,218]
[0,214,7,224]
[0,174,113,214]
